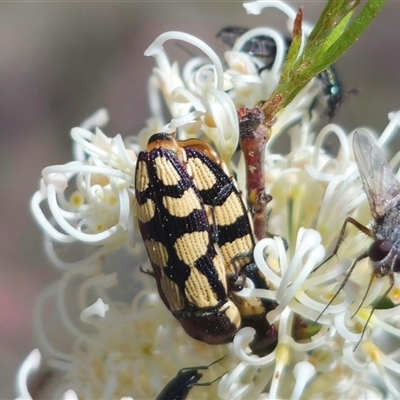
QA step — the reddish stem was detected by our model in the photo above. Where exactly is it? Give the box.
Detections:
[238,107,271,241]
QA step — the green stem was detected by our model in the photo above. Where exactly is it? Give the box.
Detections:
[261,0,386,125]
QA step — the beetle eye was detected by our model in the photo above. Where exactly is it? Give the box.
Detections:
[368,240,392,262]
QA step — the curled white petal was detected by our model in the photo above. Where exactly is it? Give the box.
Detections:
[43,173,68,193]
[276,229,323,304]
[378,110,400,147]
[46,184,121,244]
[253,237,283,288]
[63,390,79,400]
[233,327,276,365]
[144,31,224,91]
[80,109,109,131]
[290,361,316,400]
[15,348,42,400]
[244,0,296,20]
[80,298,109,323]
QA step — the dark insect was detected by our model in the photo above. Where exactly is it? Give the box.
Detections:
[217,26,344,119]
[136,132,277,354]
[317,66,343,120]
[217,26,284,71]
[317,129,400,343]
[135,134,241,345]
[155,357,225,400]
[217,26,248,47]
[179,137,278,355]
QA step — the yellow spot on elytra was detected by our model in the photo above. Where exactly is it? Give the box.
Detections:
[136,198,156,223]
[136,161,150,190]
[163,188,202,217]
[188,158,216,190]
[220,235,253,273]
[184,266,219,308]
[144,240,168,268]
[212,255,226,287]
[155,156,181,186]
[69,191,85,208]
[174,231,209,266]
[160,273,185,311]
[361,342,381,363]
[276,343,290,365]
[214,192,243,226]
[224,300,241,328]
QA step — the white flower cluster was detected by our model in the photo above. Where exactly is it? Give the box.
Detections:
[20,1,400,399]
[30,109,138,270]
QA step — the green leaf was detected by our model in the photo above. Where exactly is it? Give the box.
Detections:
[280,7,303,84]
[261,0,386,125]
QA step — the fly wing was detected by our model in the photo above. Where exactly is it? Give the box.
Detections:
[353,129,400,220]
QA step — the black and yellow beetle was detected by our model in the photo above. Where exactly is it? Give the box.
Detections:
[178,137,277,355]
[135,134,241,344]
[135,132,277,353]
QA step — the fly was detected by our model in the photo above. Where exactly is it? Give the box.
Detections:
[317,129,400,345]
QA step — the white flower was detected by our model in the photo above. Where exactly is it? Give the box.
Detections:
[30,109,138,270]
[222,110,400,399]
[141,0,324,163]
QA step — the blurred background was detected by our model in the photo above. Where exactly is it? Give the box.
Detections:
[1,1,399,398]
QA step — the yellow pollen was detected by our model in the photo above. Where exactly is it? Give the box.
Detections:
[96,224,104,232]
[204,113,217,128]
[269,259,280,272]
[276,343,290,366]
[90,174,110,187]
[391,286,400,300]
[310,349,332,366]
[120,374,134,389]
[93,358,104,381]
[357,308,372,322]
[141,342,153,356]
[69,191,85,208]
[292,185,304,200]
[361,342,381,363]
[325,292,335,300]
